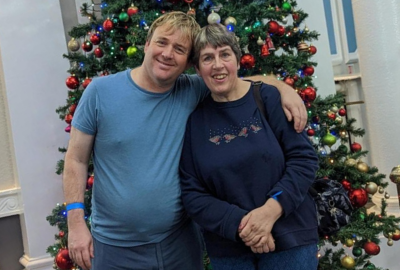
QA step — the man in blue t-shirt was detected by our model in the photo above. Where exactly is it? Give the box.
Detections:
[63,11,308,270]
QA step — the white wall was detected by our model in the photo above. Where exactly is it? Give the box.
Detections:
[0,0,70,268]
[351,2,400,267]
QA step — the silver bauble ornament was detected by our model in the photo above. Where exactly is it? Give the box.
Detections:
[207,11,221,24]
[365,182,378,195]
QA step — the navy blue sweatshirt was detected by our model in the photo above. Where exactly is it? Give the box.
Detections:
[180,83,319,257]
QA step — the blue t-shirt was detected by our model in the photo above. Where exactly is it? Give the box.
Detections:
[72,69,207,246]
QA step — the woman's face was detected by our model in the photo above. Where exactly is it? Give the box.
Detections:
[196,44,240,97]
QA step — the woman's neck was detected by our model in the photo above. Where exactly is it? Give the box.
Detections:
[211,79,251,102]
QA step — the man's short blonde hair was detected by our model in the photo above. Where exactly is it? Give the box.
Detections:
[147,11,201,58]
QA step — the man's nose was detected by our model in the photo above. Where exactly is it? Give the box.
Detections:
[161,46,173,59]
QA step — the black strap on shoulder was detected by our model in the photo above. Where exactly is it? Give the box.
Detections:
[251,81,267,120]
[250,80,315,196]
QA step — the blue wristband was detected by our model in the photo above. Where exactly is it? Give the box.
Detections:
[271,191,283,201]
[66,202,85,211]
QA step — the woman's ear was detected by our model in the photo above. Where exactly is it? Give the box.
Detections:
[195,66,201,77]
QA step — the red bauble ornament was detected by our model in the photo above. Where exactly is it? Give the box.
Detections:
[240,54,255,69]
[59,231,65,238]
[65,125,71,133]
[260,44,269,57]
[69,104,77,115]
[338,108,346,116]
[82,78,92,89]
[307,129,315,136]
[66,76,79,89]
[309,45,317,55]
[87,175,94,189]
[392,230,400,241]
[277,25,285,36]
[94,47,104,58]
[302,87,316,102]
[81,40,93,52]
[103,19,114,32]
[327,111,336,120]
[349,188,368,208]
[284,77,294,87]
[267,20,279,34]
[351,142,362,153]
[364,241,380,255]
[292,13,300,21]
[90,34,101,45]
[55,248,73,270]
[303,66,315,76]
[127,5,139,16]
[293,74,299,82]
[65,114,73,124]
[341,179,352,191]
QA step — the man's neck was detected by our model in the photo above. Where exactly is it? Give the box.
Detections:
[130,67,172,94]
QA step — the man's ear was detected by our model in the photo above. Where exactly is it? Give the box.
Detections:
[144,40,150,53]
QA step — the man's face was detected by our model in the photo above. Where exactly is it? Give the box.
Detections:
[142,24,192,89]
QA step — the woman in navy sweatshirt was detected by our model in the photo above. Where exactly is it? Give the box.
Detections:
[179,23,319,270]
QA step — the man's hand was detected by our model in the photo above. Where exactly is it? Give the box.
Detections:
[280,84,307,133]
[248,75,307,132]
[68,218,94,270]
[238,199,283,253]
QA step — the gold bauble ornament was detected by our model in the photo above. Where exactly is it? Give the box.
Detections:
[387,239,394,246]
[345,158,357,167]
[339,130,348,138]
[68,38,80,51]
[356,161,369,173]
[345,238,354,247]
[187,8,196,16]
[365,182,378,195]
[341,255,355,269]
[378,186,384,194]
[224,16,237,26]
[335,116,343,124]
[389,165,400,184]
[297,41,309,52]
[384,192,390,199]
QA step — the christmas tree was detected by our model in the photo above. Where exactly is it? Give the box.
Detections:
[46,0,400,269]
